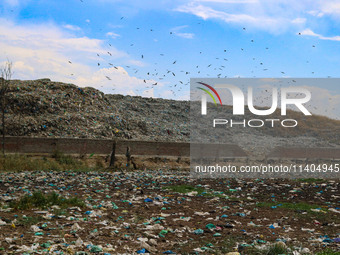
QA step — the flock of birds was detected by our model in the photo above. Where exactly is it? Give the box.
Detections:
[64,5,337,119]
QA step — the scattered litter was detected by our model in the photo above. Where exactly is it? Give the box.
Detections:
[0,170,338,254]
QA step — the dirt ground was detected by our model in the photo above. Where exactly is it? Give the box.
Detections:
[0,170,339,254]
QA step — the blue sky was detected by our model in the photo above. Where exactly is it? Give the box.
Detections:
[1,0,340,116]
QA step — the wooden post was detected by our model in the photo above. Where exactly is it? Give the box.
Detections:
[131,157,137,170]
[109,140,116,168]
[126,146,131,168]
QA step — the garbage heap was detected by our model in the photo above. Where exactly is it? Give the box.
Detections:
[3,79,190,141]
[106,94,189,141]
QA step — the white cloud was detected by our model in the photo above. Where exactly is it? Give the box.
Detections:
[176,3,286,32]
[126,59,145,67]
[142,88,154,98]
[175,0,340,34]
[73,66,158,95]
[321,1,340,17]
[320,35,340,41]
[307,10,324,17]
[300,28,340,41]
[299,28,319,36]
[170,25,195,39]
[106,31,120,39]
[291,18,306,24]
[0,19,156,96]
[63,24,81,31]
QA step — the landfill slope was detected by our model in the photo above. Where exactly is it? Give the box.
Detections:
[6,79,131,139]
[5,79,190,142]
[106,94,190,141]
[4,79,340,156]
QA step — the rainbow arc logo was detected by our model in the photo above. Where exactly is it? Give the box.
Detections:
[196,82,223,106]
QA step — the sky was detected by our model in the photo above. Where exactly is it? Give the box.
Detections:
[0,0,340,118]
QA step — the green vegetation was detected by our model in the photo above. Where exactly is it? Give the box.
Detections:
[296,178,324,183]
[218,238,237,254]
[255,201,339,223]
[9,191,85,210]
[0,152,102,172]
[316,249,340,255]
[256,201,323,211]
[51,150,79,165]
[265,243,290,255]
[16,215,44,226]
[218,242,340,255]
[0,154,59,171]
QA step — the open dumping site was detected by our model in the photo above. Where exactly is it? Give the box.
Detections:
[0,79,339,254]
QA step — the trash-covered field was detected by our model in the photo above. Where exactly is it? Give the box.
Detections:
[0,170,339,254]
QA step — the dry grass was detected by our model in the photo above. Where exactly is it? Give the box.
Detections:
[0,152,92,172]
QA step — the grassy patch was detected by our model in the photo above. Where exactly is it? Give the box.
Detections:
[298,210,339,223]
[255,201,338,222]
[316,249,340,255]
[51,150,78,165]
[244,243,291,255]
[53,208,70,217]
[51,150,89,169]
[9,191,85,211]
[0,154,59,171]
[296,178,324,183]
[266,243,290,255]
[16,215,44,226]
[0,153,93,172]
[256,201,322,211]
[218,238,237,254]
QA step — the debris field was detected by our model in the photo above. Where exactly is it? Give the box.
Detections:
[0,170,339,254]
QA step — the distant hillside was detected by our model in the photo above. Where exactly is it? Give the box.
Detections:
[2,79,339,156]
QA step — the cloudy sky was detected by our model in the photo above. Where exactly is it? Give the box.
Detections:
[0,0,340,118]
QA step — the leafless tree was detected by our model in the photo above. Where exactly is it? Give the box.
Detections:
[0,61,12,156]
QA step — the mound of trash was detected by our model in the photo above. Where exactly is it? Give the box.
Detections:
[1,79,142,140]
[4,79,190,141]
[106,94,190,141]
